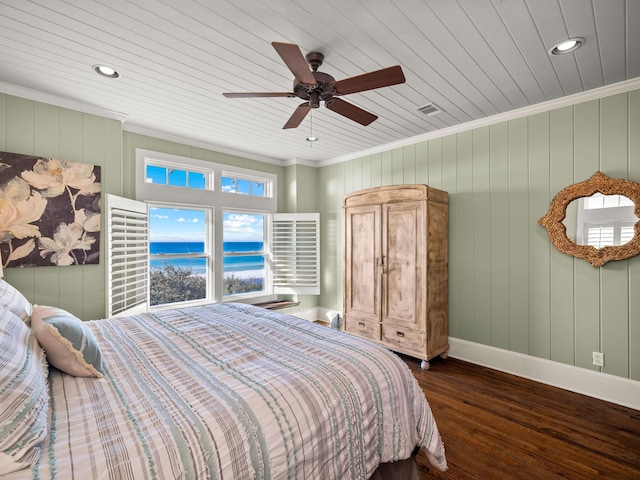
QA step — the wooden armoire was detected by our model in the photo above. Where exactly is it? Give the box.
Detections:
[342,184,448,369]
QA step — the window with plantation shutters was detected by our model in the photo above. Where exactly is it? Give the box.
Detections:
[272,213,320,295]
[106,194,149,317]
[133,149,321,305]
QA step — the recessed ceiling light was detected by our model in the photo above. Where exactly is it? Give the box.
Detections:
[550,37,584,55]
[93,64,120,78]
[306,136,318,142]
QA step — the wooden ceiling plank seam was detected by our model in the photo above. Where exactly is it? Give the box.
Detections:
[592,0,628,85]
[341,0,493,120]
[394,0,509,115]
[627,0,640,79]
[427,0,529,110]
[558,0,603,92]
[526,0,584,97]
[458,0,548,106]
[497,0,566,101]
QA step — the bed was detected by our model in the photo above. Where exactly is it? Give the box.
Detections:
[1,281,447,479]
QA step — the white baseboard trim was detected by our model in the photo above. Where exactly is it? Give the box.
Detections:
[448,337,640,411]
[293,307,341,323]
[290,313,640,410]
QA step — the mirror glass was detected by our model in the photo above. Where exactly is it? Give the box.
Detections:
[563,194,638,248]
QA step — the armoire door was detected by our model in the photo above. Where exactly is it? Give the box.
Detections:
[344,204,381,323]
[381,200,426,329]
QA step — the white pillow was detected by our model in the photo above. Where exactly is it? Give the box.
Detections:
[0,308,49,474]
[0,279,32,324]
[31,305,103,378]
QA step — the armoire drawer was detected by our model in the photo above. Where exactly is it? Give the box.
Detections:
[381,325,425,353]
[345,317,381,341]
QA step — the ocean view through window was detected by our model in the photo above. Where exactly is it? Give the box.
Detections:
[149,206,209,306]
[222,211,266,296]
[136,149,280,305]
[149,241,265,278]
[149,208,267,304]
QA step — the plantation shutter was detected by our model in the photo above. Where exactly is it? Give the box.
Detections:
[272,213,320,294]
[586,223,614,248]
[620,222,636,245]
[106,194,149,317]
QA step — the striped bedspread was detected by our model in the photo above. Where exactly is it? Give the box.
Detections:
[32,303,447,479]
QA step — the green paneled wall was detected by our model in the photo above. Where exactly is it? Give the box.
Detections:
[0,94,122,320]
[318,90,640,381]
[3,88,640,383]
[0,98,288,320]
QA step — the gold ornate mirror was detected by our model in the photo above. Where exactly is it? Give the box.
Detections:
[539,171,640,267]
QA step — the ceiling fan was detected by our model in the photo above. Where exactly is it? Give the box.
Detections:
[223,42,406,129]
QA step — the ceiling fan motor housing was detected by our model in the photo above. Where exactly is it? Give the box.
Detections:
[293,71,337,106]
[291,51,336,107]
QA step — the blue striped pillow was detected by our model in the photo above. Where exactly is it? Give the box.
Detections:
[0,280,33,324]
[31,305,103,378]
[0,308,49,475]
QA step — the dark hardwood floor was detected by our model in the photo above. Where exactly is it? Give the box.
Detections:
[401,356,640,480]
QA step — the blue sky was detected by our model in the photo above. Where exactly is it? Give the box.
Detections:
[149,207,264,243]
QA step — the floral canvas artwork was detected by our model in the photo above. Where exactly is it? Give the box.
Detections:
[0,151,101,268]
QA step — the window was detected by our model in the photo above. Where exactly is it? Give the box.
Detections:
[575,194,638,248]
[145,163,209,190]
[149,206,210,306]
[122,149,319,311]
[222,211,266,297]
[584,193,634,209]
[221,174,268,197]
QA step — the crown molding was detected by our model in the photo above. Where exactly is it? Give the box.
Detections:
[0,81,129,122]
[4,77,639,170]
[317,77,640,168]
[122,123,288,167]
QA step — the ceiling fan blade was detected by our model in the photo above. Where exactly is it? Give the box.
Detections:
[223,92,295,98]
[331,65,406,95]
[272,42,317,86]
[283,103,312,129]
[325,98,378,126]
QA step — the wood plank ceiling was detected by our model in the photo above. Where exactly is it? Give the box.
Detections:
[0,0,638,165]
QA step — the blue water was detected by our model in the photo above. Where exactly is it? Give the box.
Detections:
[150,242,264,276]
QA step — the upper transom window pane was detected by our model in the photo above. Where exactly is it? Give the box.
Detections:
[237,179,250,195]
[146,165,167,185]
[169,169,187,187]
[222,176,236,193]
[189,171,206,189]
[222,175,269,197]
[145,163,208,191]
[252,181,265,196]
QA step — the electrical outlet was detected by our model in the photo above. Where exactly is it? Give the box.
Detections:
[592,351,604,367]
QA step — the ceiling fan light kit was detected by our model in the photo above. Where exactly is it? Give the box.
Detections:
[223,42,406,130]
